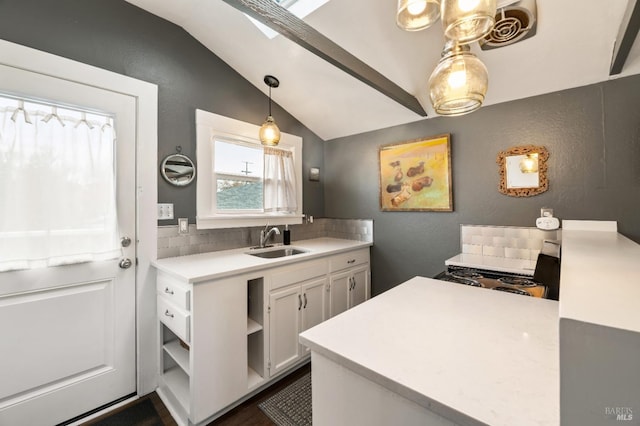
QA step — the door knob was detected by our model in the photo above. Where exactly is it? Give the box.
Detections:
[121,237,132,247]
[119,258,133,269]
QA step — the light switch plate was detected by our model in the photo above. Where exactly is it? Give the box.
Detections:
[157,203,174,220]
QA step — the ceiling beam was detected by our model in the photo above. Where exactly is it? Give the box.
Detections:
[221,0,427,116]
[610,0,640,75]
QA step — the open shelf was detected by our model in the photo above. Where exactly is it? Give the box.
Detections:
[163,367,190,412]
[247,317,263,335]
[248,366,263,389]
[164,340,190,375]
[247,278,265,387]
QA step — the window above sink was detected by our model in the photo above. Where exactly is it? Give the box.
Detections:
[196,109,303,229]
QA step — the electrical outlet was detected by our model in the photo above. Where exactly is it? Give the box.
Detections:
[178,218,189,234]
[157,203,174,220]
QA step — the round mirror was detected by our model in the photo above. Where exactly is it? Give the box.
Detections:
[160,153,196,186]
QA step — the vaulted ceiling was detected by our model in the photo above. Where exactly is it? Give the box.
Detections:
[126,0,640,140]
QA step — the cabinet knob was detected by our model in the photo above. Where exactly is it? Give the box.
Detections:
[164,309,174,318]
[303,293,308,309]
[347,259,356,264]
[298,294,302,310]
[164,287,174,295]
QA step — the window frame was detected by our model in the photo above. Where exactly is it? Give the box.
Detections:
[196,109,303,229]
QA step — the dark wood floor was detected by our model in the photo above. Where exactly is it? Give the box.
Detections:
[82,362,310,426]
[211,362,310,426]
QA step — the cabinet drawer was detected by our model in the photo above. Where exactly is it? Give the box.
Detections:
[271,259,328,291]
[157,273,191,311]
[158,297,190,343]
[329,249,369,272]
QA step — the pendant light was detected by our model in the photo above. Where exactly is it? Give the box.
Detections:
[428,40,488,116]
[441,0,497,44]
[259,75,281,146]
[396,0,441,31]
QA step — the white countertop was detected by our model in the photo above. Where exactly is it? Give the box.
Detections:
[559,229,640,333]
[445,253,536,276]
[152,238,372,283]
[300,276,560,426]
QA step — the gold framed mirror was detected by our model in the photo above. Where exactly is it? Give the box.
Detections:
[497,145,549,197]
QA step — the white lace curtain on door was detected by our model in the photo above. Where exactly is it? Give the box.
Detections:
[264,146,297,213]
[0,96,120,272]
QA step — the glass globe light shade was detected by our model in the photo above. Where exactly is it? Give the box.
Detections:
[428,41,489,116]
[441,0,497,44]
[259,115,281,146]
[396,0,441,31]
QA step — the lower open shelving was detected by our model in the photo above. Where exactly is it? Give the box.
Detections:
[164,340,190,374]
[163,366,190,412]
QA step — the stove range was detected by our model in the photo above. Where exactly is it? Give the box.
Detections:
[434,266,548,298]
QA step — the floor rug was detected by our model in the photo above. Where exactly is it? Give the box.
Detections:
[258,372,312,426]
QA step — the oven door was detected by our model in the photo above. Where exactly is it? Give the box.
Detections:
[533,253,561,300]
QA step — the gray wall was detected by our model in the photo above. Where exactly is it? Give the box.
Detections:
[2,1,639,297]
[326,77,640,295]
[0,0,325,223]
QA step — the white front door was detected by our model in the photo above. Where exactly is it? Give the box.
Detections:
[0,63,137,425]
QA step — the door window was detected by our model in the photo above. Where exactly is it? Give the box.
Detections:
[0,95,119,271]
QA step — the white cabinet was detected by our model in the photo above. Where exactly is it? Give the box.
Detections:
[269,277,327,376]
[268,258,328,377]
[157,273,250,425]
[155,245,370,425]
[329,249,370,318]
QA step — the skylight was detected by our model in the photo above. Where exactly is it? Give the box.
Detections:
[273,0,299,7]
[247,0,330,39]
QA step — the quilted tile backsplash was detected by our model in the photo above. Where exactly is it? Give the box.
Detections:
[461,225,561,261]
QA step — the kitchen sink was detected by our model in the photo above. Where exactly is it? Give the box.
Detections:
[247,247,307,259]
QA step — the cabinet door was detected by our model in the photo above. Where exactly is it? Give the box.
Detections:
[329,271,351,318]
[269,286,302,376]
[350,265,370,308]
[300,278,328,354]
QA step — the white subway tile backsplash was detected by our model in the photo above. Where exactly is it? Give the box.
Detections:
[462,244,483,255]
[482,236,495,246]
[483,246,505,257]
[471,235,484,245]
[157,218,372,259]
[505,247,531,260]
[157,247,180,259]
[504,228,530,238]
[459,225,561,263]
[527,239,543,250]
[492,236,508,247]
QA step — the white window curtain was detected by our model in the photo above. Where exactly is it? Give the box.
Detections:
[264,146,297,213]
[0,96,120,272]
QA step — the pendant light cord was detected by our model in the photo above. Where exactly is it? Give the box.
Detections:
[268,86,272,116]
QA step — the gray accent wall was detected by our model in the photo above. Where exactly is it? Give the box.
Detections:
[0,0,325,222]
[325,77,640,295]
[2,1,640,297]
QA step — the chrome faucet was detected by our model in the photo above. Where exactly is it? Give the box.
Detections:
[259,225,280,248]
